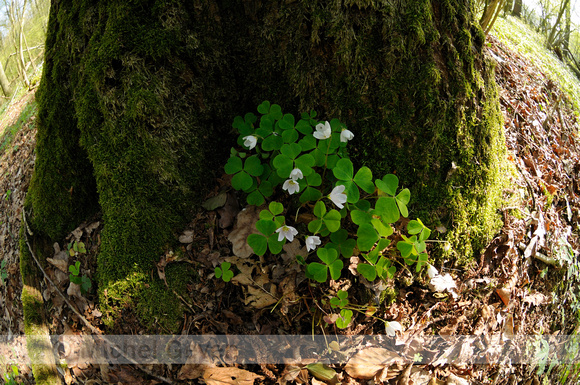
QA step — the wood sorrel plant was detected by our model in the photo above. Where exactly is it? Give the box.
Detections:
[225,101,431,326]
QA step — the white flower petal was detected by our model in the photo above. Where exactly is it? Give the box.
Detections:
[290,168,304,181]
[276,225,298,242]
[329,185,348,209]
[313,121,332,140]
[430,273,457,292]
[427,264,439,279]
[305,236,321,252]
[282,179,300,195]
[340,128,354,142]
[242,135,257,150]
[385,321,402,336]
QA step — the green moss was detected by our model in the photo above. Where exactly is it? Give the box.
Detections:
[100,262,198,333]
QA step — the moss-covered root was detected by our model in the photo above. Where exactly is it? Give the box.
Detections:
[19,226,61,385]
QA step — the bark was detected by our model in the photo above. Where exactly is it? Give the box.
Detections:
[0,61,13,97]
[547,0,570,49]
[480,0,507,34]
[29,0,507,330]
[512,0,522,17]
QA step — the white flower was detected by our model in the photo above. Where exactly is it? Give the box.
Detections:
[243,135,257,150]
[289,168,304,181]
[328,185,348,209]
[313,121,332,140]
[340,128,354,142]
[427,264,439,279]
[385,321,402,337]
[282,179,300,195]
[305,236,321,252]
[430,273,457,292]
[276,225,298,242]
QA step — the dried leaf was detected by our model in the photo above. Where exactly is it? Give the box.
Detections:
[203,367,263,385]
[178,342,216,380]
[409,367,432,385]
[179,230,194,244]
[228,206,261,258]
[217,191,240,228]
[445,373,470,385]
[202,192,228,211]
[344,348,403,379]
[523,292,550,306]
[243,273,278,309]
[47,257,68,273]
[496,288,511,307]
[226,256,256,286]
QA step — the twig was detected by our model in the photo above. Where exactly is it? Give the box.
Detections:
[22,218,172,384]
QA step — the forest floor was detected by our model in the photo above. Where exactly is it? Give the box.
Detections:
[1,25,580,385]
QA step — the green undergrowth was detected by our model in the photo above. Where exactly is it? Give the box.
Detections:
[101,261,198,333]
[0,101,37,156]
[492,16,580,113]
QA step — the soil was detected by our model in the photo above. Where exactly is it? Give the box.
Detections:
[1,33,580,384]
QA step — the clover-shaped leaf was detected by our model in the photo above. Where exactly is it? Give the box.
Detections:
[333,158,353,181]
[396,189,410,217]
[353,167,375,194]
[69,261,80,276]
[307,248,343,282]
[357,263,377,281]
[247,234,268,256]
[215,262,234,282]
[376,174,399,196]
[374,197,400,224]
[336,309,353,329]
[307,262,328,282]
[357,223,379,252]
[330,229,356,258]
[330,290,349,308]
[376,257,396,279]
[226,155,264,191]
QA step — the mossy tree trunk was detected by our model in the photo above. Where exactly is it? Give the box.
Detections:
[27,0,507,330]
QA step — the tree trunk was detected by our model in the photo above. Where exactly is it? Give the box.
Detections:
[547,0,570,49]
[0,61,13,97]
[28,0,507,331]
[512,0,522,17]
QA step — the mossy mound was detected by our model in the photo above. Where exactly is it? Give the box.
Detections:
[27,0,508,330]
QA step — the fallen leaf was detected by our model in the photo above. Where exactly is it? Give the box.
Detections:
[226,256,256,286]
[202,192,228,211]
[523,292,550,306]
[217,191,240,228]
[344,348,404,379]
[409,367,432,385]
[496,288,511,307]
[203,367,263,385]
[179,230,194,244]
[47,257,68,273]
[67,282,82,298]
[178,342,215,380]
[228,206,261,258]
[445,373,470,385]
[243,272,278,309]
[306,363,338,383]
